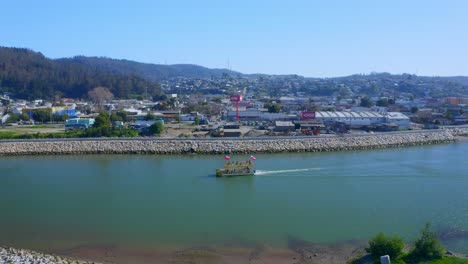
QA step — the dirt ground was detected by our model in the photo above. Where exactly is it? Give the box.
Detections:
[160,127,194,138]
[50,240,368,264]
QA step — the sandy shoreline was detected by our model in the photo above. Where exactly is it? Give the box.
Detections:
[2,240,369,264]
[4,238,468,264]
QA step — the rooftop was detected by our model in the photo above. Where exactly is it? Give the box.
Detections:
[315,111,384,118]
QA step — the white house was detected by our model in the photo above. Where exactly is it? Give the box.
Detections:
[123,107,143,116]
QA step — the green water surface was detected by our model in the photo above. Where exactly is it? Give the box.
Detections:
[0,142,467,253]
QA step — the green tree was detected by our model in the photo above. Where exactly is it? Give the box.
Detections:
[366,232,404,261]
[148,121,164,135]
[30,108,52,123]
[268,104,281,113]
[410,106,419,114]
[110,112,123,122]
[94,111,111,128]
[155,102,169,111]
[410,222,445,260]
[145,112,156,121]
[1,99,10,107]
[211,97,222,103]
[360,96,374,107]
[445,112,454,121]
[338,87,351,99]
[376,98,390,107]
[6,113,20,123]
[154,94,167,101]
[116,110,128,122]
[52,114,63,123]
[194,115,200,125]
[20,113,30,121]
[169,97,178,108]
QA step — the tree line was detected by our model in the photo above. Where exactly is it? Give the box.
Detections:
[0,47,162,100]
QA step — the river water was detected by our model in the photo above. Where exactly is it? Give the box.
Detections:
[0,142,467,253]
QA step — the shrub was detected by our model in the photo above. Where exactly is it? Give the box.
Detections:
[0,131,18,139]
[148,121,164,135]
[93,111,111,128]
[193,116,200,125]
[410,222,445,260]
[366,232,405,260]
[110,128,139,137]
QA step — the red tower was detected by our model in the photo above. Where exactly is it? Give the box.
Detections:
[230,95,243,122]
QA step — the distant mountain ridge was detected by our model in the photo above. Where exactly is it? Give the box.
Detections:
[333,72,468,85]
[58,56,242,81]
[59,56,468,87]
[439,76,468,85]
[0,46,467,100]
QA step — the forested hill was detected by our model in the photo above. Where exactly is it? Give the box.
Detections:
[60,56,241,82]
[0,47,162,100]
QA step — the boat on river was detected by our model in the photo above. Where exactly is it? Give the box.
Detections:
[216,156,256,177]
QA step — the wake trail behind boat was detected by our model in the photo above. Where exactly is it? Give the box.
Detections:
[255,168,321,175]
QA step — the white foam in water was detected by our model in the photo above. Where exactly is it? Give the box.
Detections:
[255,168,321,175]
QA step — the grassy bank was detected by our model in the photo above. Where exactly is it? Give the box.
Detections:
[350,223,468,264]
[352,255,468,264]
[0,128,139,139]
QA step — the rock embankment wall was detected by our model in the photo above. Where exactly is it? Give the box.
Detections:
[0,129,464,156]
[447,127,468,136]
[0,246,96,264]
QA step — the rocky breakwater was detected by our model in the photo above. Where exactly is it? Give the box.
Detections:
[447,127,468,137]
[0,246,98,264]
[204,130,455,154]
[0,130,456,156]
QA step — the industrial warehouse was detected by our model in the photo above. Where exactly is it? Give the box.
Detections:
[227,109,410,131]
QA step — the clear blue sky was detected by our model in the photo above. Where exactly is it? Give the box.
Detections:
[1,0,467,77]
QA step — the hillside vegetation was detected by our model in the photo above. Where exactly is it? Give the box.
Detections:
[0,47,162,99]
[60,56,240,81]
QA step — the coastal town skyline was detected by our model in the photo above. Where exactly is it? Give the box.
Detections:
[2,0,468,77]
